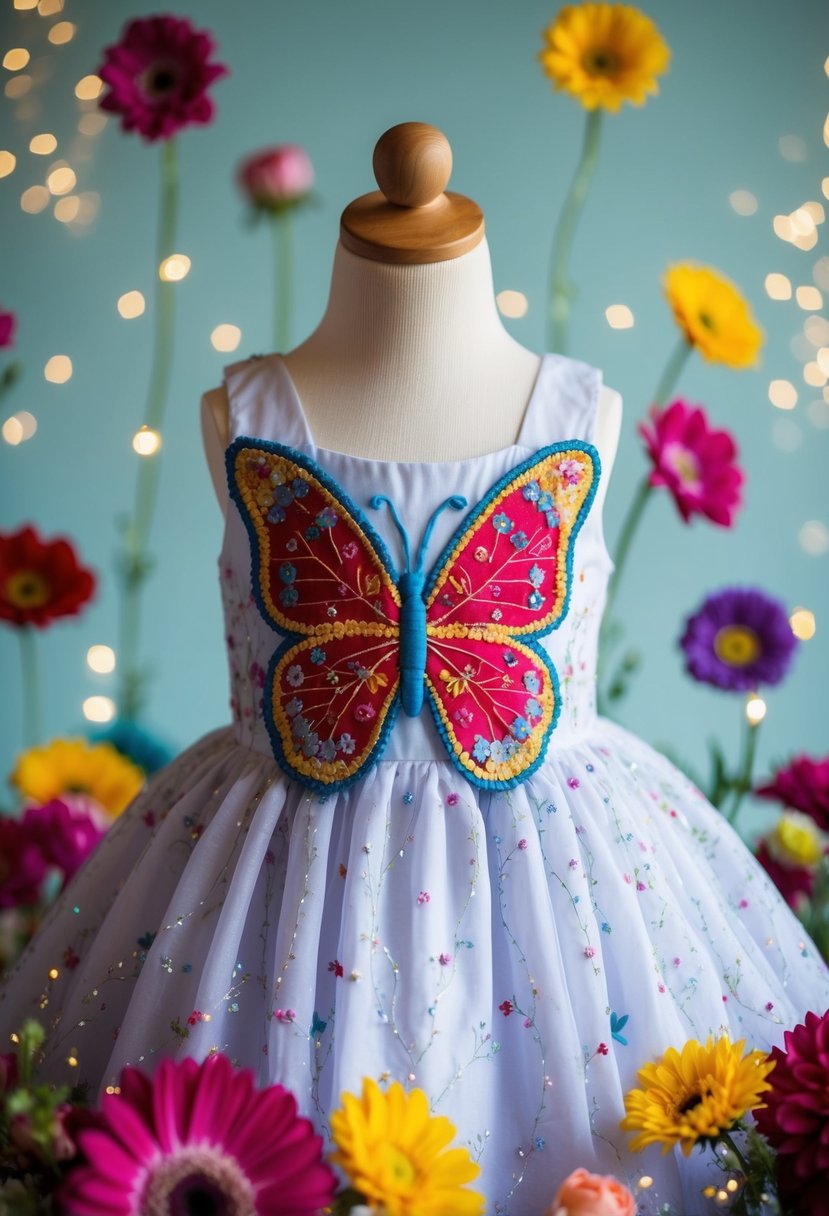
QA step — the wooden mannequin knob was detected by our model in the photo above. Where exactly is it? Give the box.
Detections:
[340,122,484,265]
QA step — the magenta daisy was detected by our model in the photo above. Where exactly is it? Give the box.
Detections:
[60,1053,337,1215]
[97,15,228,142]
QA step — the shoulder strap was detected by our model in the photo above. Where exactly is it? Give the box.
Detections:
[223,353,313,447]
[516,352,604,449]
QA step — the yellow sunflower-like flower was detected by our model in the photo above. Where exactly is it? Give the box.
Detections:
[663,262,764,369]
[11,737,144,818]
[538,3,671,113]
[329,1078,484,1216]
[620,1035,775,1156]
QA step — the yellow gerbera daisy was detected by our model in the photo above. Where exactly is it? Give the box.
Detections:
[663,262,764,369]
[538,3,671,113]
[11,737,144,818]
[329,1078,484,1216]
[620,1035,775,1156]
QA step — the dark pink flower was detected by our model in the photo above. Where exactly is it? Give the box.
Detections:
[755,839,816,910]
[0,309,16,349]
[754,1009,829,1215]
[22,798,105,882]
[499,1000,514,1017]
[60,1053,337,1214]
[638,398,744,526]
[237,144,314,211]
[0,817,47,909]
[97,15,228,143]
[756,755,829,833]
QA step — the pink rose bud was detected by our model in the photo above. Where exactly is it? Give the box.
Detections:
[237,145,314,210]
[545,1167,636,1216]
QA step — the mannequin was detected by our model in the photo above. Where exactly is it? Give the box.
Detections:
[201,122,622,516]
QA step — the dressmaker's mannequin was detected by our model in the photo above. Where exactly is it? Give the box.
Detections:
[201,123,622,514]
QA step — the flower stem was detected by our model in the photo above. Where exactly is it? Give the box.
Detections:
[651,336,693,407]
[18,626,41,747]
[726,712,760,829]
[548,108,603,354]
[597,478,653,699]
[272,208,293,353]
[116,138,180,722]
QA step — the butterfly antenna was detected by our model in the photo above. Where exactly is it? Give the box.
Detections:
[416,496,467,573]
[370,495,411,571]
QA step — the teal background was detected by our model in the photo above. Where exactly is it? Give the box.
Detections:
[1,0,827,817]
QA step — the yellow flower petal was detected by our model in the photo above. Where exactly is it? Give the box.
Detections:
[663,262,764,368]
[11,737,144,818]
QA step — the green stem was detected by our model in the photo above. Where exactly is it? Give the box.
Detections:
[726,710,760,828]
[116,138,180,722]
[597,478,653,686]
[651,336,693,407]
[18,626,40,748]
[272,209,293,353]
[719,1129,751,1175]
[548,108,603,354]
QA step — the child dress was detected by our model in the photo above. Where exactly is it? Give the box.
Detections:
[2,350,828,1214]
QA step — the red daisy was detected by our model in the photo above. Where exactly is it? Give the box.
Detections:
[61,1053,337,1215]
[0,524,96,628]
[638,397,744,526]
[97,15,228,143]
[756,754,829,833]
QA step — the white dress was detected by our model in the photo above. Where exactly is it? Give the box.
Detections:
[2,352,827,1214]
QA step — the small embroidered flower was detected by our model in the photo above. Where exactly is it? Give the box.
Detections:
[499,1000,514,1017]
[265,849,275,864]
[300,732,319,758]
[568,858,578,869]
[557,458,582,485]
[492,512,513,534]
[310,646,326,664]
[284,538,298,554]
[527,590,545,610]
[267,504,286,524]
[472,736,491,762]
[328,959,344,977]
[491,585,502,598]
[510,530,529,550]
[357,668,389,694]
[187,1010,204,1026]
[597,1042,609,1056]
[315,507,337,528]
[341,540,359,559]
[286,665,304,688]
[503,650,518,667]
[438,952,452,966]
[584,946,596,958]
[354,703,376,723]
[402,791,414,804]
[586,763,594,772]
[491,608,503,622]
[524,697,542,719]
[636,880,647,891]
[453,706,474,728]
[567,776,580,789]
[278,561,296,583]
[326,670,340,685]
[523,671,541,694]
[305,525,321,541]
[249,661,266,687]
[535,1136,546,1151]
[275,485,294,507]
[537,491,554,512]
[417,891,430,905]
[337,733,356,755]
[672,957,681,967]
[765,1001,774,1011]
[64,946,80,969]
[517,838,528,851]
[474,545,489,562]
[523,1017,532,1028]
[528,563,545,588]
[489,739,507,764]
[319,739,337,762]
[279,586,299,607]
[446,792,460,807]
[522,480,541,502]
[274,1008,296,1023]
[291,477,308,498]
[511,715,531,741]
[338,863,347,878]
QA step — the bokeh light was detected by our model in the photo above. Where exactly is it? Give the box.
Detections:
[118,291,146,319]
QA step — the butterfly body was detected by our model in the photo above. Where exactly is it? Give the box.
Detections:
[227,438,599,793]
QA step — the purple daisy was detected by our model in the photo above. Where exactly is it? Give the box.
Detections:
[679,586,798,691]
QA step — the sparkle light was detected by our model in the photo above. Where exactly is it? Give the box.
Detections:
[802,201,826,225]
[605,304,635,329]
[118,290,145,319]
[48,967,59,979]
[769,379,797,410]
[159,254,191,282]
[47,164,76,195]
[74,74,102,101]
[791,208,817,238]
[44,354,72,383]
[67,1054,78,1067]
[728,189,757,216]
[29,132,57,155]
[20,185,50,213]
[38,0,64,13]
[779,134,807,162]
[82,695,115,723]
[54,194,80,223]
[816,348,829,375]
[764,273,791,300]
[799,520,829,556]
[804,362,827,387]
[796,285,823,310]
[2,416,24,445]
[14,0,38,8]
[637,1176,654,1189]
[790,608,816,641]
[745,694,767,726]
[3,48,31,71]
[496,290,529,319]
[6,74,32,99]
[48,20,75,44]
[133,426,161,456]
[210,323,242,352]
[0,151,16,178]
[87,644,116,673]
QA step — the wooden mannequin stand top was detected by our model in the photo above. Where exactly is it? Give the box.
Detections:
[200,122,622,513]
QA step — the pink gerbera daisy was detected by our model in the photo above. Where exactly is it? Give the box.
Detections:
[60,1053,336,1215]
[97,15,228,142]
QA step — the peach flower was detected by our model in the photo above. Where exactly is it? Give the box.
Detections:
[546,1167,636,1216]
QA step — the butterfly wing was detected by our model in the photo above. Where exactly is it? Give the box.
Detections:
[226,438,402,790]
[423,442,598,789]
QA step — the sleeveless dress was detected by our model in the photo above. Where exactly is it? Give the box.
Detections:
[2,351,827,1215]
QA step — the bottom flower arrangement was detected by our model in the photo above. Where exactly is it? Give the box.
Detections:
[1,1014,827,1216]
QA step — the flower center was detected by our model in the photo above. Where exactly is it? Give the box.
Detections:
[697,310,716,331]
[677,1089,705,1115]
[5,570,51,609]
[771,815,823,867]
[663,443,700,488]
[713,625,760,667]
[583,46,619,76]
[381,1142,417,1189]
[142,60,181,98]
[141,1146,256,1216]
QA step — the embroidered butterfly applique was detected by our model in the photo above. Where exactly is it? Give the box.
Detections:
[226,438,599,792]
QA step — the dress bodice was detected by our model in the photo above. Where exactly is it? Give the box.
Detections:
[219,352,614,765]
